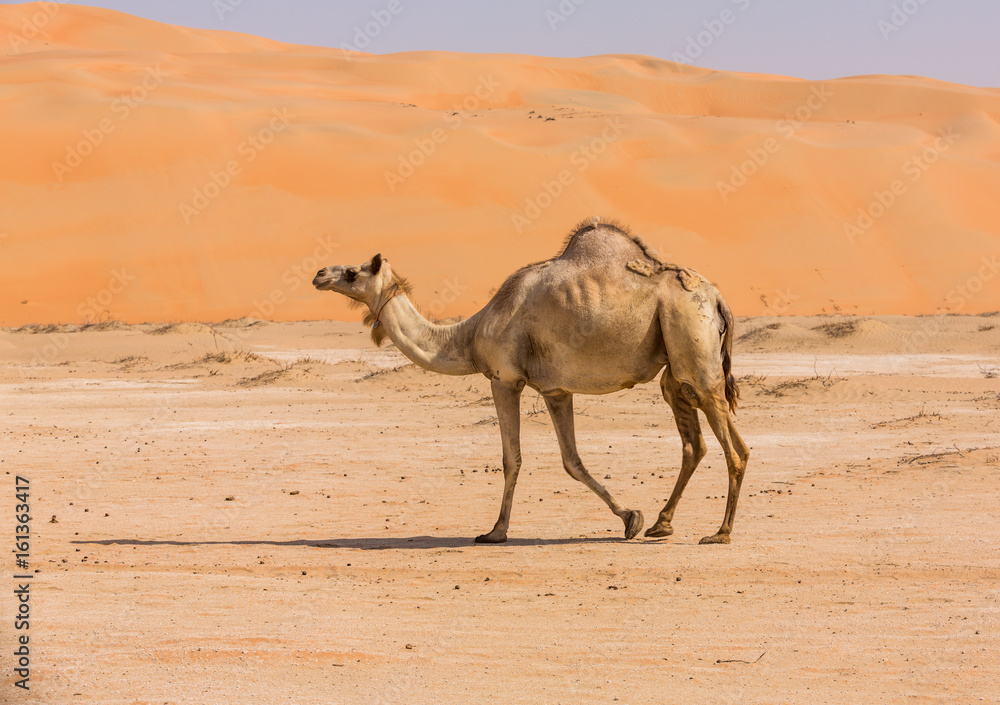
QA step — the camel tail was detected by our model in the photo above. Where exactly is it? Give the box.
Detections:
[718,295,739,412]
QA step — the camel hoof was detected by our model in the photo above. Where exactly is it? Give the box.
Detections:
[699,533,731,545]
[475,532,507,544]
[644,523,674,538]
[623,510,644,540]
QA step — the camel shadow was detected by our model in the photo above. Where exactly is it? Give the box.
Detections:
[73,535,634,550]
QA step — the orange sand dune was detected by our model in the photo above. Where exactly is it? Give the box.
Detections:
[1,2,999,326]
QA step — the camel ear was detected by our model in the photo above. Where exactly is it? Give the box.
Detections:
[371,253,383,274]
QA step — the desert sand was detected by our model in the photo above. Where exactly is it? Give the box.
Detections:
[3,315,999,703]
[1,3,999,327]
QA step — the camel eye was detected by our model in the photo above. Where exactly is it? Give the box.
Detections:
[344,269,358,283]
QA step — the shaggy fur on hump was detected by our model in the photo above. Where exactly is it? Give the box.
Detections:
[350,272,414,347]
[564,217,700,290]
[562,216,663,264]
[490,217,704,317]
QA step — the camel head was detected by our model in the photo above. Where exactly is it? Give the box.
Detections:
[312,254,391,306]
[313,254,413,346]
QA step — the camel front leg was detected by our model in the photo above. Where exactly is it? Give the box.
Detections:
[475,380,523,544]
[543,393,644,539]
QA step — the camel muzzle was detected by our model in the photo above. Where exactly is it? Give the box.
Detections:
[313,268,334,289]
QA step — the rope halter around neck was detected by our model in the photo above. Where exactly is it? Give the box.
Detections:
[372,290,400,329]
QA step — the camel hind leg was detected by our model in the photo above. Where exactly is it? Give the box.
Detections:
[659,301,750,544]
[697,393,749,544]
[645,370,707,538]
[543,393,644,539]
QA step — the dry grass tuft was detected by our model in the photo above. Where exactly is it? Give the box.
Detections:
[113,355,150,368]
[812,319,861,338]
[737,373,769,389]
[737,323,781,343]
[357,364,412,381]
[201,350,266,364]
[758,361,842,397]
[80,319,132,332]
[14,323,77,334]
[872,408,942,429]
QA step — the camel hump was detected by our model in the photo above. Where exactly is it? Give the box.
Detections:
[558,217,663,265]
[558,217,706,290]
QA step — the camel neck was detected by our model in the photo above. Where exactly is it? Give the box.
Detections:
[376,294,479,376]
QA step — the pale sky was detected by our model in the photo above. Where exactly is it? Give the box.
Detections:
[5,0,998,87]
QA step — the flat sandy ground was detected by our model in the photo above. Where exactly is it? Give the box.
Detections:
[2,315,999,704]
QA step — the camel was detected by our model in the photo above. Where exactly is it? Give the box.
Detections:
[313,218,749,544]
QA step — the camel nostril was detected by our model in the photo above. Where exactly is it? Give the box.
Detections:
[316,269,326,278]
